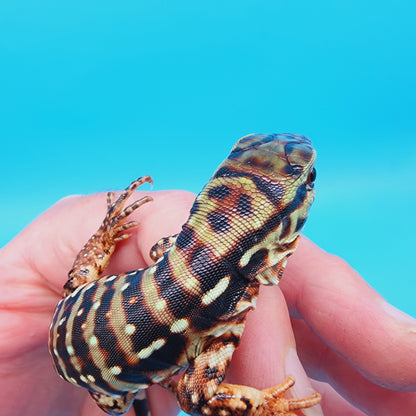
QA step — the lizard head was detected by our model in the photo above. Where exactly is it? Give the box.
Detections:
[215,133,316,219]
[210,133,317,284]
[228,133,316,191]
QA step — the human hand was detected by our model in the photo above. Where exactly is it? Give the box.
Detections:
[0,190,415,416]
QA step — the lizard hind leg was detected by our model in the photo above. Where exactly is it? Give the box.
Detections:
[63,176,153,296]
[202,377,321,416]
[171,340,321,416]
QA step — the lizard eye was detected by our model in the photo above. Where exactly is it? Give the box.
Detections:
[307,167,316,186]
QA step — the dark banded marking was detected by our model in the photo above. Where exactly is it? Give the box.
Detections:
[206,211,231,233]
[213,168,285,206]
[175,225,195,250]
[151,260,201,317]
[207,184,231,200]
[236,194,252,216]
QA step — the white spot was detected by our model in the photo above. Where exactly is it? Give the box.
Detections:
[128,269,142,275]
[120,283,130,292]
[135,385,150,393]
[66,345,75,356]
[125,324,136,335]
[92,301,101,310]
[89,336,98,347]
[53,348,59,356]
[184,277,199,291]
[58,317,66,326]
[107,275,117,282]
[206,379,218,397]
[202,276,230,305]
[87,374,96,383]
[110,366,122,375]
[137,338,166,360]
[155,299,167,311]
[191,392,199,404]
[239,250,252,268]
[69,377,78,385]
[76,308,84,317]
[170,318,189,333]
[80,375,88,383]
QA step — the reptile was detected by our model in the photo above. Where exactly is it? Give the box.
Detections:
[49,133,320,416]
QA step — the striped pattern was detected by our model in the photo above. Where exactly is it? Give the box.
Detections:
[49,133,318,415]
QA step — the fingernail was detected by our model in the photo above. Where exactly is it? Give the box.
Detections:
[285,348,324,416]
[382,301,416,333]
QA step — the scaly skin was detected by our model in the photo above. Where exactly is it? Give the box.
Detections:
[49,133,318,415]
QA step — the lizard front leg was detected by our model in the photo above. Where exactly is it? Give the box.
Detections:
[149,234,179,262]
[63,176,153,296]
[162,340,237,415]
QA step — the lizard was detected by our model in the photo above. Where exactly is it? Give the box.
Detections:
[49,133,320,416]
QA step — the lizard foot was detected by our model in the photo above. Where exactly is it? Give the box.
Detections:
[63,176,153,296]
[200,377,321,416]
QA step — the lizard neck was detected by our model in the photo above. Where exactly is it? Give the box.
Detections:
[172,172,306,285]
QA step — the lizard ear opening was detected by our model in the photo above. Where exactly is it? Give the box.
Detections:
[89,390,138,415]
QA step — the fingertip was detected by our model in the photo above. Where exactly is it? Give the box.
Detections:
[285,348,324,416]
[146,384,179,416]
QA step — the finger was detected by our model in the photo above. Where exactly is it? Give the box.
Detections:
[293,318,416,415]
[310,380,367,416]
[146,384,179,416]
[227,285,324,416]
[279,237,416,390]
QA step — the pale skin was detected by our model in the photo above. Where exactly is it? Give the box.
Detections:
[0,190,415,416]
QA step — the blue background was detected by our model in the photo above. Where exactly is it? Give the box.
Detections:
[1,1,415,316]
